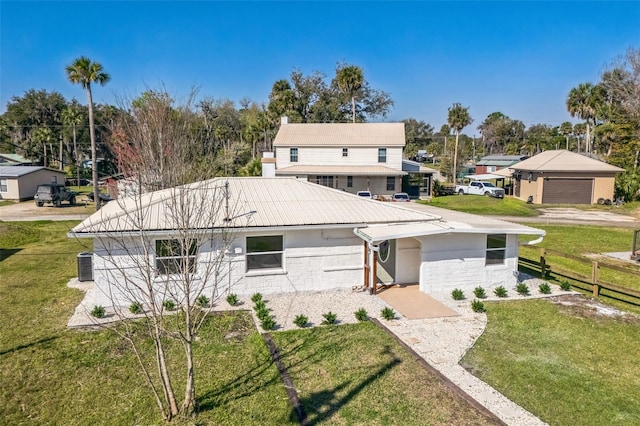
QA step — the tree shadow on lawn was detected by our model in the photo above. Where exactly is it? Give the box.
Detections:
[0,248,22,262]
[0,335,59,356]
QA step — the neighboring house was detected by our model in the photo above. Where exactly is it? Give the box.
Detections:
[70,177,545,308]
[0,153,33,166]
[0,166,67,201]
[272,119,408,197]
[508,150,624,204]
[474,155,528,174]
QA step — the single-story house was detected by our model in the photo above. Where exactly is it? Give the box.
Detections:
[70,177,545,309]
[0,153,33,166]
[508,150,624,204]
[0,166,67,201]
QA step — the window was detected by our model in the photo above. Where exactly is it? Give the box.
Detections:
[0,179,7,192]
[386,176,395,191]
[316,176,334,187]
[246,235,283,271]
[378,148,387,163]
[290,147,298,162]
[486,234,507,265]
[342,147,348,157]
[347,176,353,187]
[155,239,197,275]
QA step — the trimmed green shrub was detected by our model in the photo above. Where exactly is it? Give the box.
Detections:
[294,314,309,328]
[322,311,338,325]
[256,307,270,321]
[354,308,368,322]
[251,293,263,303]
[261,315,276,331]
[560,280,571,291]
[471,299,486,313]
[129,301,143,315]
[226,293,239,306]
[253,299,266,311]
[451,289,465,300]
[163,299,176,311]
[473,287,487,299]
[539,282,552,294]
[91,305,105,318]
[381,307,396,320]
[516,282,530,296]
[494,286,508,298]
[197,295,210,307]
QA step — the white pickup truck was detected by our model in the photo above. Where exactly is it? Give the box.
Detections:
[455,181,505,198]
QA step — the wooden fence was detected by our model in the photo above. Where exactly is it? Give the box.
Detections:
[519,248,640,307]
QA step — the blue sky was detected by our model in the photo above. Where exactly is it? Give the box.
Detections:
[1,1,639,130]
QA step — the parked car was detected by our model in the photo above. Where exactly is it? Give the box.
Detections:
[34,184,77,207]
[455,181,504,198]
[391,192,410,202]
[356,191,373,199]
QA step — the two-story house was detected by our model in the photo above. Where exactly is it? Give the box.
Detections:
[271,118,406,196]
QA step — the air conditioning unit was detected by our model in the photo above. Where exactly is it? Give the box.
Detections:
[77,252,93,282]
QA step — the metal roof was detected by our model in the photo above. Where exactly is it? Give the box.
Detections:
[402,159,437,174]
[509,150,624,173]
[273,123,405,147]
[0,166,53,177]
[464,174,505,181]
[275,165,406,176]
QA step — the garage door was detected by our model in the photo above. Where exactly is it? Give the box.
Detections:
[542,178,593,204]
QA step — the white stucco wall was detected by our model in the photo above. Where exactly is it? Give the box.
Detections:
[417,233,519,295]
[275,146,403,170]
[395,238,421,283]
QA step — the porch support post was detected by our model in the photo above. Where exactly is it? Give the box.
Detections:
[372,248,378,295]
[363,240,369,290]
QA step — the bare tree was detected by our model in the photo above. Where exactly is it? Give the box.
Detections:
[72,89,250,420]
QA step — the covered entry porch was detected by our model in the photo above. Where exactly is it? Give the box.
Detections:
[376,284,459,319]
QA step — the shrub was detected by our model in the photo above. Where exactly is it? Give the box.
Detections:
[321,311,338,325]
[494,286,508,298]
[354,308,368,322]
[163,299,176,311]
[471,299,486,313]
[251,293,263,303]
[539,282,552,294]
[129,301,143,315]
[226,293,239,306]
[560,280,571,291]
[253,299,266,311]
[516,282,530,296]
[197,295,210,307]
[473,287,487,299]
[451,288,465,300]
[91,305,105,318]
[294,314,309,328]
[261,315,276,331]
[381,307,396,320]
[256,307,270,321]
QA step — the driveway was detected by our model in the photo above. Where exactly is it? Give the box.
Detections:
[499,207,640,228]
[0,200,91,221]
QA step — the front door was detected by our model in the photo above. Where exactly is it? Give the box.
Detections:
[376,239,396,285]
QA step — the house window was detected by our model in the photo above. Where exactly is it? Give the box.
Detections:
[290,147,298,162]
[347,176,353,187]
[386,176,395,191]
[0,179,7,192]
[486,234,507,265]
[378,148,387,163]
[155,239,198,275]
[316,176,334,187]
[246,235,283,271]
[342,147,348,157]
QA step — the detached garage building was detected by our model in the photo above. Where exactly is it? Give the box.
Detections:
[510,150,624,204]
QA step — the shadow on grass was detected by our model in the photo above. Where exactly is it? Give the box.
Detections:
[0,335,59,356]
[0,248,22,262]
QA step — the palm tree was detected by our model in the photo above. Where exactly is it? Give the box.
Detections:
[65,56,110,210]
[566,83,597,154]
[447,103,473,184]
[62,105,84,187]
[335,64,364,123]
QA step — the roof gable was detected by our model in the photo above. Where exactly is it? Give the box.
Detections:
[510,150,624,173]
[273,123,405,147]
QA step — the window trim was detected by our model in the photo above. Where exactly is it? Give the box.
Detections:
[486,234,507,265]
[246,235,284,272]
[155,239,198,276]
[290,147,299,162]
[0,179,7,193]
[378,148,387,163]
[386,176,395,191]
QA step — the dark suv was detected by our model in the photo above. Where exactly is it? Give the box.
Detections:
[34,184,77,207]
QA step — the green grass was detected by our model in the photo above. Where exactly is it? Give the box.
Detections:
[422,195,540,216]
[461,299,640,425]
[0,200,15,207]
[272,324,495,425]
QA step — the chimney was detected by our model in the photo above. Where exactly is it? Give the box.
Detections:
[280,116,288,125]
[261,152,276,178]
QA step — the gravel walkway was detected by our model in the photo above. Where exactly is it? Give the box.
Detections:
[68,275,570,425]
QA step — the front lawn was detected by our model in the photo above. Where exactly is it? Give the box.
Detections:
[461,298,640,425]
[422,195,540,216]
